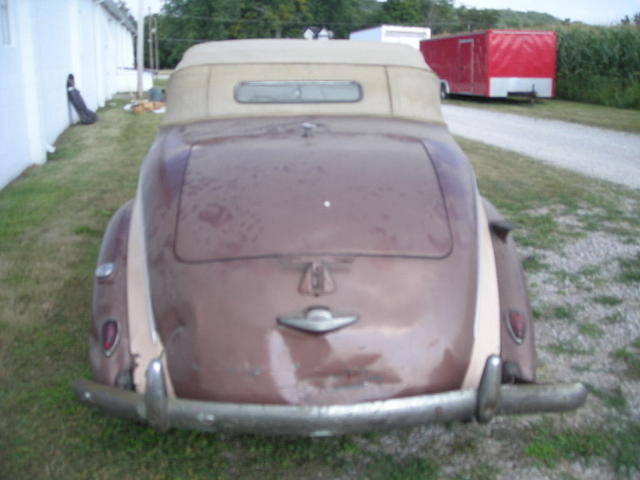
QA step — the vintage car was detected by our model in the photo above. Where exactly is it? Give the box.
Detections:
[73,40,586,436]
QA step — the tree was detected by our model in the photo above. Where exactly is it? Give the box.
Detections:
[375,0,460,33]
[422,0,458,34]
[154,0,557,68]
[377,0,423,25]
[455,7,499,31]
[157,0,242,67]
[156,0,380,67]
[308,0,379,38]
[227,0,312,39]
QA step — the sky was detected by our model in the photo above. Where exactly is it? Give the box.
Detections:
[127,0,640,26]
[125,0,164,16]
[453,0,640,25]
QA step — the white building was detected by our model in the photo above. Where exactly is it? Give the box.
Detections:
[0,0,143,190]
[303,26,333,41]
[349,25,431,49]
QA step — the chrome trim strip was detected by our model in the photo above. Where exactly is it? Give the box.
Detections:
[73,356,587,436]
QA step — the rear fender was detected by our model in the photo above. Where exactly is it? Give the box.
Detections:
[482,198,535,382]
[90,201,134,387]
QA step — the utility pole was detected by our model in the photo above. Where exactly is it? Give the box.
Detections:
[154,15,159,73]
[136,0,145,99]
[148,7,153,71]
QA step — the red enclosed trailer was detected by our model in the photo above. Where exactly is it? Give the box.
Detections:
[419,29,557,99]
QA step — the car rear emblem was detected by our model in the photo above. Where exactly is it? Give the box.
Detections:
[277,307,358,333]
[279,256,353,297]
[299,262,336,296]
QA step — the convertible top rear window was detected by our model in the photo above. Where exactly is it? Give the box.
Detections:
[235,81,362,103]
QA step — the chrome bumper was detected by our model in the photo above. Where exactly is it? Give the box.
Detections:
[73,355,587,436]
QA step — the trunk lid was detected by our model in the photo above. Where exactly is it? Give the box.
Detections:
[175,131,452,261]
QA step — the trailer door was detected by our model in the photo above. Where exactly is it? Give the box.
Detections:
[457,39,474,93]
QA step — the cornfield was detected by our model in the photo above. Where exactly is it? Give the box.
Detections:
[555,25,640,109]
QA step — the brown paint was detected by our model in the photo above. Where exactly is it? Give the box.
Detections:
[91,115,534,404]
[133,117,479,405]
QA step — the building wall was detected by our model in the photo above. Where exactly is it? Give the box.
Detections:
[0,0,136,190]
[0,0,34,185]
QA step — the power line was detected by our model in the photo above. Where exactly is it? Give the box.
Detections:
[157,13,498,28]
[159,14,378,27]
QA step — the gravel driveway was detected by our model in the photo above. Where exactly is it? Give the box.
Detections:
[442,105,640,189]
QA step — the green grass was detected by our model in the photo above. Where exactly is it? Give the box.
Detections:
[592,295,623,306]
[603,312,626,324]
[153,70,172,89]
[445,97,640,133]
[525,418,640,475]
[522,254,549,273]
[618,253,640,283]
[452,463,499,480]
[545,341,591,356]
[584,384,627,411]
[610,345,640,380]
[361,455,440,480]
[525,419,602,467]
[457,137,640,252]
[153,77,168,89]
[534,301,583,322]
[552,305,576,321]
[0,102,165,479]
[578,323,604,338]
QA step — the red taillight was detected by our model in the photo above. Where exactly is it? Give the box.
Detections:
[101,319,119,355]
[506,310,526,344]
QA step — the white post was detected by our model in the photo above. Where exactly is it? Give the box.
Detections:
[136,0,144,99]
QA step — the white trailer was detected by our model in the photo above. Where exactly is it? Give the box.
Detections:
[349,25,431,50]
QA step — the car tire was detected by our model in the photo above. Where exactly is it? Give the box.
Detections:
[440,83,448,100]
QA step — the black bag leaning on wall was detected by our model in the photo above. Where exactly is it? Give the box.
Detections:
[67,74,97,125]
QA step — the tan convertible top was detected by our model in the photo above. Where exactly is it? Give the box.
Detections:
[163,39,444,126]
[176,39,432,70]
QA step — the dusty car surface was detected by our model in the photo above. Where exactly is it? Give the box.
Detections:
[73,40,586,436]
